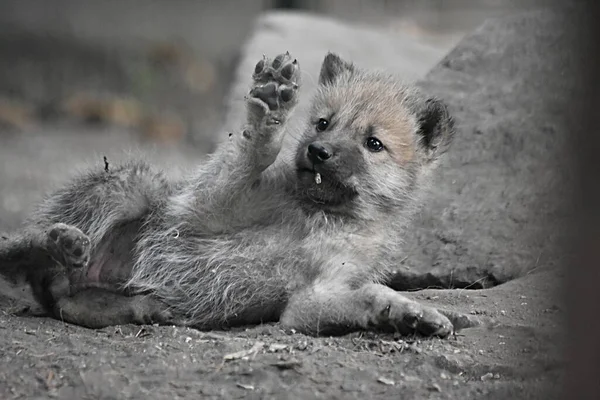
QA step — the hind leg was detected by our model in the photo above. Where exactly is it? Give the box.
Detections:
[29,159,170,245]
[0,222,94,314]
[1,159,171,312]
[52,288,174,329]
[0,223,90,278]
[1,223,172,328]
[1,159,167,278]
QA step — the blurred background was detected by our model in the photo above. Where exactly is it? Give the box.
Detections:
[0,0,543,229]
[0,0,543,149]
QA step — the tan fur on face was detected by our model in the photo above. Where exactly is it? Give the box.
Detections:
[317,76,418,166]
[375,107,416,165]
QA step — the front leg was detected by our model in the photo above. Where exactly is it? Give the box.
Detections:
[173,52,301,231]
[281,282,477,337]
[219,51,300,185]
[241,51,300,172]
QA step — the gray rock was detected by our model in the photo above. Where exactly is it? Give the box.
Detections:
[399,8,578,285]
[224,8,577,286]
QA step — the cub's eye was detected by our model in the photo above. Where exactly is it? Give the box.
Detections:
[316,118,329,132]
[365,137,384,152]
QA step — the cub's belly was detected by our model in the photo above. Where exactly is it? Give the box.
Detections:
[68,221,140,293]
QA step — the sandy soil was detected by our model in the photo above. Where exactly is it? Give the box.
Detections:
[0,267,564,399]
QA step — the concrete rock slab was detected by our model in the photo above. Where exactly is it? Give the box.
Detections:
[223,8,576,287]
[399,8,577,284]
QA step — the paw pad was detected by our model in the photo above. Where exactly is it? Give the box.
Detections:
[272,53,285,69]
[49,228,60,242]
[47,223,91,270]
[249,51,300,114]
[280,88,294,103]
[281,63,295,80]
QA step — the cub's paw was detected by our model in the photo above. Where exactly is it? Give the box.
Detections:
[247,52,300,126]
[381,300,453,338]
[414,306,454,338]
[47,223,91,269]
[131,296,175,326]
[439,309,488,332]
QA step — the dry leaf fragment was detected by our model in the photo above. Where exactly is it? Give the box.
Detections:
[377,377,395,386]
[268,343,288,352]
[236,383,255,390]
[223,341,264,361]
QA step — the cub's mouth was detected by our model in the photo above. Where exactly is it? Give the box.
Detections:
[293,141,359,206]
[295,155,343,189]
[297,167,322,185]
[295,166,359,207]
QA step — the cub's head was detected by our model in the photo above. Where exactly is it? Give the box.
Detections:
[294,52,455,214]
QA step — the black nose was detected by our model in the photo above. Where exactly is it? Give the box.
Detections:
[307,142,332,164]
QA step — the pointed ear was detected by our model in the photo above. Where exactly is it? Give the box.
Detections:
[410,96,456,162]
[318,52,355,86]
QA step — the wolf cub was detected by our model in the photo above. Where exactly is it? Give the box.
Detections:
[0,51,464,337]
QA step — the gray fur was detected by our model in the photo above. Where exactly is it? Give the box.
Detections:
[0,52,469,337]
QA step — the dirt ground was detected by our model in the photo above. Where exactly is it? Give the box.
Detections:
[0,267,564,399]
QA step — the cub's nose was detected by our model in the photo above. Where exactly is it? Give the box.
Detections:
[307,142,332,164]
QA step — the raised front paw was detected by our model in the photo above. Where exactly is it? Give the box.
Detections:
[47,223,91,269]
[246,52,300,127]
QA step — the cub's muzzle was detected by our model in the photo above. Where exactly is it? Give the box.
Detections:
[307,142,333,164]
